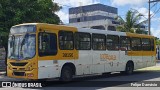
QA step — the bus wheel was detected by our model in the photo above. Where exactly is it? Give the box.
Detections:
[102,72,111,77]
[60,66,73,81]
[125,62,134,75]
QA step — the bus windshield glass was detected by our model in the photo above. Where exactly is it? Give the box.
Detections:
[10,25,36,34]
[8,25,36,60]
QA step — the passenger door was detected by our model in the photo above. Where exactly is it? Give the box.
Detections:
[119,36,132,71]
[92,34,106,74]
[130,37,143,69]
[74,32,92,75]
[142,38,151,68]
[105,35,120,72]
[38,31,59,79]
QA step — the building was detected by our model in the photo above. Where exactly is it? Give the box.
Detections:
[68,4,119,31]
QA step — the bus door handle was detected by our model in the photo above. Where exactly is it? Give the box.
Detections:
[39,66,47,68]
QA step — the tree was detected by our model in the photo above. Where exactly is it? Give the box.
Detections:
[116,10,147,34]
[156,40,160,45]
[155,37,160,45]
[0,0,61,49]
[0,0,61,69]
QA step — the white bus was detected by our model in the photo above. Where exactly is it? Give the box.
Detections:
[7,23,156,81]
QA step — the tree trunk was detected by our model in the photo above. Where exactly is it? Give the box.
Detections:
[4,44,8,76]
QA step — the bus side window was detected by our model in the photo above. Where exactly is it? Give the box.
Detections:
[142,38,151,51]
[120,36,131,51]
[131,37,141,51]
[75,32,91,50]
[59,31,74,50]
[92,33,106,50]
[106,35,119,50]
[38,32,57,56]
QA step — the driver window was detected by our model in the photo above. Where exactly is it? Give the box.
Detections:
[39,32,57,56]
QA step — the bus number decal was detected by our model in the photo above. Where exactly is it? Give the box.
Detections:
[100,54,116,61]
[63,53,73,57]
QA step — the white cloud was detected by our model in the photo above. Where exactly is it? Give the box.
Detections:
[151,27,160,38]
[133,7,159,38]
[55,11,69,23]
[132,7,159,38]
[137,7,150,23]
[137,7,148,18]
[129,7,154,23]
[137,7,154,18]
[54,0,100,7]
[111,0,147,6]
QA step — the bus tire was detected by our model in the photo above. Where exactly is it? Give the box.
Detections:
[60,66,73,81]
[102,72,111,77]
[125,62,134,75]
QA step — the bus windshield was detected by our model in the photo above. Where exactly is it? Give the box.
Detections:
[8,26,36,60]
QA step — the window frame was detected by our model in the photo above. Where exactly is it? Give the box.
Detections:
[38,32,58,57]
[141,38,151,51]
[74,32,91,50]
[106,35,119,51]
[58,30,74,50]
[92,33,106,50]
[131,37,142,51]
[120,36,131,51]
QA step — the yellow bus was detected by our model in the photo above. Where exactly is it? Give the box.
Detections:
[7,23,156,81]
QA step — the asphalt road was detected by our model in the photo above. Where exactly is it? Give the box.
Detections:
[0,62,160,90]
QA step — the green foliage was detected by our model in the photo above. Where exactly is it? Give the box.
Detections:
[116,10,147,34]
[156,40,160,45]
[0,0,61,49]
[155,37,160,45]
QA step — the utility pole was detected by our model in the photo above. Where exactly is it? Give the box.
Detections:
[148,0,151,35]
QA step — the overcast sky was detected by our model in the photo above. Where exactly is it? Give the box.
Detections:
[54,0,160,38]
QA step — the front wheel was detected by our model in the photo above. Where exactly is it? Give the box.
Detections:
[60,66,73,81]
[125,62,134,75]
[102,72,111,77]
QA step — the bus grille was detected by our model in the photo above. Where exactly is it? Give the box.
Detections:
[10,62,27,66]
[13,72,25,76]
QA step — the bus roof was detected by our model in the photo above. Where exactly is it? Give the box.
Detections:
[12,23,155,38]
[12,23,76,28]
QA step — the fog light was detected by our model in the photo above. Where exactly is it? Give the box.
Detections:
[27,73,34,77]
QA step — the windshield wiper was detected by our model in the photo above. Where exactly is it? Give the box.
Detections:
[19,33,29,59]
[9,56,18,60]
